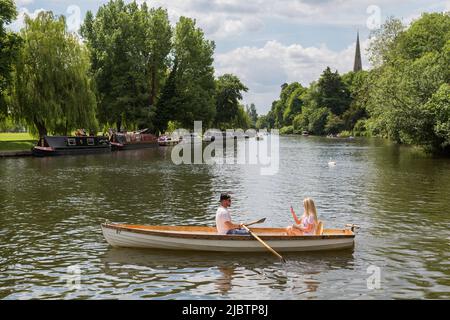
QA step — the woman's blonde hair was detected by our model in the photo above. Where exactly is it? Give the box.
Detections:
[303,198,318,223]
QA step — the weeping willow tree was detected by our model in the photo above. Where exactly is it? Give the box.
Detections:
[11,11,97,137]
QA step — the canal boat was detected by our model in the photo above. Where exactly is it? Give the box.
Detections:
[203,130,223,142]
[32,135,110,157]
[101,222,356,252]
[179,133,203,145]
[109,128,158,151]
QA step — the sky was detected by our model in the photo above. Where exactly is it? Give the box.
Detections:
[9,0,450,114]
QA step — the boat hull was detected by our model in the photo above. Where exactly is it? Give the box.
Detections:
[32,145,110,157]
[111,141,158,151]
[101,224,355,253]
[158,140,179,146]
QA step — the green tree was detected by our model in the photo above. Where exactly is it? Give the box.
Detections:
[0,0,21,118]
[169,16,216,129]
[316,67,351,116]
[11,11,97,137]
[424,83,450,153]
[233,105,251,129]
[283,85,306,125]
[341,70,369,131]
[140,4,172,107]
[246,103,258,128]
[368,16,405,66]
[307,107,330,135]
[154,60,179,133]
[272,82,303,128]
[81,0,171,131]
[397,13,450,61]
[215,73,248,128]
[366,12,450,153]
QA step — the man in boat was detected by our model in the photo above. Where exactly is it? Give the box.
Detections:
[216,193,250,235]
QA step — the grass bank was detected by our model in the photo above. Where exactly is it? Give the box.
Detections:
[0,133,36,151]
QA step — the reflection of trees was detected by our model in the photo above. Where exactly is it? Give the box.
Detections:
[101,248,355,297]
[216,265,235,295]
[366,140,450,298]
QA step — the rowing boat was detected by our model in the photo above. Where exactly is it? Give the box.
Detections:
[101,223,355,252]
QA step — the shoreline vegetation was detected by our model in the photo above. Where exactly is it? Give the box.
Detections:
[1,1,449,155]
[260,13,449,156]
[0,132,35,152]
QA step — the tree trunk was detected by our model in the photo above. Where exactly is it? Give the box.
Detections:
[34,119,47,138]
[64,120,68,136]
[149,61,157,107]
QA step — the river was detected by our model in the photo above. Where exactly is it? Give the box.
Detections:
[0,136,449,299]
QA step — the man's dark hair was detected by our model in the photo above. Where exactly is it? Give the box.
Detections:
[220,193,231,202]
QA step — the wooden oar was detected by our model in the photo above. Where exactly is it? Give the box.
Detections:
[241,224,286,263]
[242,218,266,227]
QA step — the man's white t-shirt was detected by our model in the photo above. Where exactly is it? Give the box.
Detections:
[216,206,232,235]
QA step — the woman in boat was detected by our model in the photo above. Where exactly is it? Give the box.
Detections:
[286,198,318,236]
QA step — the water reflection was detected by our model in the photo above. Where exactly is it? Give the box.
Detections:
[1,137,449,299]
[99,247,355,299]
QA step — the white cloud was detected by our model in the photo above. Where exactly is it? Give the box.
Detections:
[8,7,46,32]
[215,38,371,113]
[15,0,35,5]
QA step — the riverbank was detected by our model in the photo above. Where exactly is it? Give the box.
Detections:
[0,150,33,157]
[0,133,36,154]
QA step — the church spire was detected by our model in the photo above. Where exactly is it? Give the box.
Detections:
[353,31,362,72]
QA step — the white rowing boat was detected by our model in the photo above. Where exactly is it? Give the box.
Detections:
[101,223,356,252]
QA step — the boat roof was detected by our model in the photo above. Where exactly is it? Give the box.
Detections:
[43,135,107,148]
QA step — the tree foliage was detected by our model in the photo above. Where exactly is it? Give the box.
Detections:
[11,11,97,137]
[81,0,172,131]
[171,16,216,129]
[261,12,449,155]
[0,0,21,118]
[246,103,258,128]
[365,12,450,153]
[215,73,248,128]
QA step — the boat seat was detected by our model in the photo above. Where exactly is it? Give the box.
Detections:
[316,220,324,235]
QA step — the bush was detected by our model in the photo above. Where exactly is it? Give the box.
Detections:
[325,113,345,134]
[293,112,308,133]
[307,107,330,135]
[0,117,26,132]
[353,119,368,137]
[338,130,353,138]
[279,125,294,135]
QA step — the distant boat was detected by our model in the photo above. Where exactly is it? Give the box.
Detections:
[203,130,223,142]
[328,159,337,167]
[32,135,110,157]
[101,222,356,252]
[179,133,203,145]
[302,131,310,136]
[158,134,179,146]
[109,128,158,151]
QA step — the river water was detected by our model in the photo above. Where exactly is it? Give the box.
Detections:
[0,136,449,299]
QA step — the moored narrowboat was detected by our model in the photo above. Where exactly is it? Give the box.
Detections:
[32,135,111,157]
[109,128,158,151]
